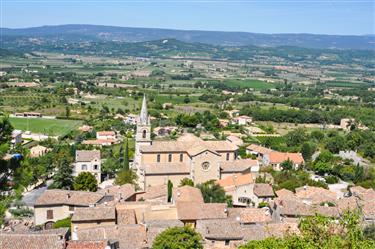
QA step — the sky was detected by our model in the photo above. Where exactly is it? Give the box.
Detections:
[1,0,374,35]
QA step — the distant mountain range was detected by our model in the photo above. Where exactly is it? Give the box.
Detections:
[1,24,374,50]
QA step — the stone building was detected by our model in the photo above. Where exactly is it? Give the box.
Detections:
[133,96,259,190]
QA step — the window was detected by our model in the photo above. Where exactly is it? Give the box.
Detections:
[81,164,87,170]
[47,210,54,220]
[157,154,161,162]
[180,153,183,162]
[93,165,98,170]
[225,240,230,246]
[168,154,172,162]
[226,153,230,161]
[142,130,147,138]
[201,162,210,171]
[69,206,74,211]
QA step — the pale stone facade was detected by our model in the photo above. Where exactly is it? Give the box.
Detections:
[134,96,259,190]
[74,150,102,183]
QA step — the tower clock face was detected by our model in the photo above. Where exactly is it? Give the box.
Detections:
[201,161,210,171]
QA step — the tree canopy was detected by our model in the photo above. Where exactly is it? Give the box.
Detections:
[73,172,98,192]
[152,226,203,249]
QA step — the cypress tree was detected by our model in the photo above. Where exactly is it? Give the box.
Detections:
[123,138,129,171]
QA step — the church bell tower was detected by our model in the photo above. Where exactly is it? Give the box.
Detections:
[134,95,152,170]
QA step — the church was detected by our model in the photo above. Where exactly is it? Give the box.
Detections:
[134,96,259,190]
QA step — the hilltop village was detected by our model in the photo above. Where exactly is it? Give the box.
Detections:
[0,35,375,248]
[1,94,375,249]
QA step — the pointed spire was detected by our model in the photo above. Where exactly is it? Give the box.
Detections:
[140,94,148,125]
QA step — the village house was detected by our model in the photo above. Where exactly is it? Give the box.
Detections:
[231,115,252,126]
[134,96,260,190]
[11,130,22,148]
[34,190,105,228]
[226,135,244,147]
[14,112,42,118]
[162,102,173,109]
[270,187,359,223]
[124,113,139,125]
[71,206,116,239]
[29,145,51,158]
[78,125,93,133]
[217,174,274,207]
[74,150,102,183]
[219,119,230,128]
[96,131,116,140]
[246,144,274,159]
[262,152,304,170]
[224,109,240,118]
[253,183,275,205]
[153,126,178,137]
[82,139,116,147]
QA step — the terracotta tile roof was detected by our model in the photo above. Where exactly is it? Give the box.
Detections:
[145,220,184,246]
[143,163,190,175]
[71,206,115,222]
[0,228,68,249]
[275,189,296,199]
[254,184,275,197]
[176,202,227,220]
[116,208,137,225]
[228,208,272,223]
[173,186,204,203]
[136,185,168,201]
[96,131,115,136]
[30,145,51,158]
[226,135,244,146]
[216,173,254,190]
[35,190,104,207]
[220,159,258,173]
[268,152,304,164]
[75,150,101,162]
[77,225,147,249]
[362,200,375,220]
[273,198,314,217]
[350,186,375,201]
[264,222,300,237]
[97,184,136,201]
[196,219,243,240]
[336,197,359,212]
[140,134,237,155]
[82,139,116,145]
[66,240,108,249]
[295,186,337,204]
[246,144,274,155]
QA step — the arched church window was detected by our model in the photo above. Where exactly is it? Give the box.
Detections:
[142,130,147,138]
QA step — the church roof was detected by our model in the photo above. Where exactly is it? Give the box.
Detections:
[143,163,190,175]
[140,134,238,155]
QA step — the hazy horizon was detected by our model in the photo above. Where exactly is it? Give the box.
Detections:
[2,0,374,36]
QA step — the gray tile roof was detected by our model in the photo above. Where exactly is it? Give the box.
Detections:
[35,190,104,207]
[76,150,101,162]
[0,228,68,249]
